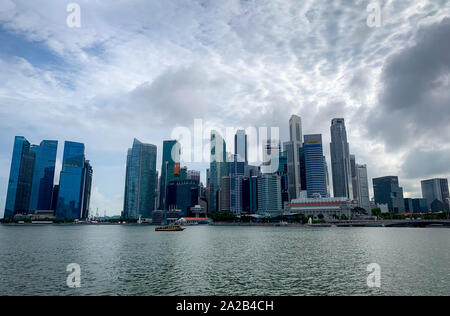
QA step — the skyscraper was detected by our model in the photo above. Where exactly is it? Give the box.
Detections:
[261,139,280,174]
[286,115,303,200]
[5,137,36,218]
[330,118,353,200]
[209,130,227,213]
[159,140,183,210]
[123,139,157,219]
[29,140,58,212]
[234,129,247,163]
[56,141,93,219]
[373,176,404,213]
[167,180,199,216]
[350,155,358,202]
[324,156,331,197]
[257,175,282,213]
[303,134,327,198]
[421,178,449,209]
[230,154,245,216]
[356,164,370,212]
[220,176,231,212]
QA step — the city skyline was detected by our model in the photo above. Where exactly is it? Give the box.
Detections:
[1,1,450,217]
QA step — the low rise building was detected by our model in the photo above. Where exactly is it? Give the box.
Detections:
[287,196,355,219]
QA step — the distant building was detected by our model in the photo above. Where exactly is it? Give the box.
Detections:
[324,156,331,197]
[160,140,183,210]
[288,197,354,219]
[412,198,429,213]
[257,175,282,213]
[330,118,353,200]
[167,180,199,217]
[421,178,449,210]
[285,115,303,201]
[187,170,201,183]
[219,176,231,212]
[356,164,370,212]
[303,134,327,198]
[234,129,247,163]
[350,155,358,202]
[230,155,245,216]
[210,131,228,213]
[372,176,404,213]
[56,141,93,219]
[152,210,183,225]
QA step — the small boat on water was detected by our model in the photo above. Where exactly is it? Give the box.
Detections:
[155,225,185,232]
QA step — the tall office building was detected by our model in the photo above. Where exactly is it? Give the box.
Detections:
[159,140,183,210]
[286,115,303,200]
[257,175,282,213]
[4,137,36,218]
[167,180,199,216]
[324,156,331,197]
[330,118,353,200]
[123,139,157,219]
[373,176,404,213]
[303,134,327,198]
[421,178,449,208]
[219,176,231,212]
[350,155,358,202]
[187,170,201,184]
[56,141,93,219]
[209,130,228,213]
[29,140,58,212]
[261,139,280,174]
[356,164,370,212]
[230,154,245,216]
[235,130,247,163]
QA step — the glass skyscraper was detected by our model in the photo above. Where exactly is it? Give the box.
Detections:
[303,134,327,198]
[421,178,449,208]
[230,154,245,216]
[29,140,58,212]
[123,139,157,219]
[56,141,93,219]
[159,140,183,210]
[209,130,227,213]
[330,118,353,200]
[373,176,404,213]
[5,137,36,218]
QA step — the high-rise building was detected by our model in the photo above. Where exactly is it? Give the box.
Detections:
[219,176,231,211]
[187,170,201,184]
[373,176,404,213]
[167,180,199,216]
[257,175,282,213]
[209,130,228,213]
[421,178,449,209]
[356,164,370,212]
[261,139,280,174]
[303,134,327,198]
[234,129,247,163]
[230,155,245,216]
[122,139,157,219]
[5,137,36,218]
[286,115,303,200]
[350,155,358,202]
[29,140,58,212]
[324,156,331,197]
[330,118,353,200]
[56,141,93,219]
[249,176,258,214]
[159,140,183,210]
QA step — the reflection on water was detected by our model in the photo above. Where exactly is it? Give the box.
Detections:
[0,225,449,296]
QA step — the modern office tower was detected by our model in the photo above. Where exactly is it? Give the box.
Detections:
[235,129,247,163]
[219,176,231,211]
[209,130,228,213]
[412,198,429,213]
[167,180,199,216]
[56,141,93,219]
[230,155,245,216]
[249,176,259,214]
[350,155,358,202]
[122,139,157,219]
[50,185,59,211]
[206,168,210,187]
[187,170,201,184]
[261,139,280,174]
[372,176,404,213]
[330,118,353,200]
[28,140,58,212]
[404,198,414,213]
[421,178,449,209]
[245,164,260,178]
[356,164,371,212]
[159,140,183,210]
[242,177,251,214]
[276,150,289,208]
[303,134,327,198]
[286,115,303,200]
[324,156,331,197]
[4,137,36,218]
[257,175,282,213]
[155,171,160,210]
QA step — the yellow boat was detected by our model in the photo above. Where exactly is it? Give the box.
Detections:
[155,225,185,232]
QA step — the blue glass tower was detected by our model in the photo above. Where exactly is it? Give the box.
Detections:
[123,139,157,219]
[56,141,93,219]
[29,140,58,211]
[304,134,327,198]
[159,140,184,210]
[4,137,36,218]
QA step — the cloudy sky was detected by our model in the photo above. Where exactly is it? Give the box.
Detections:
[0,0,449,217]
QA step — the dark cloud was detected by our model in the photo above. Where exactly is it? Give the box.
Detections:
[369,18,450,150]
[401,148,450,179]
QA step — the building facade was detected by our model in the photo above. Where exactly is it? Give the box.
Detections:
[356,164,371,212]
[159,140,183,210]
[330,118,353,200]
[303,134,327,198]
[421,178,449,209]
[372,176,404,213]
[209,130,228,213]
[257,175,282,213]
